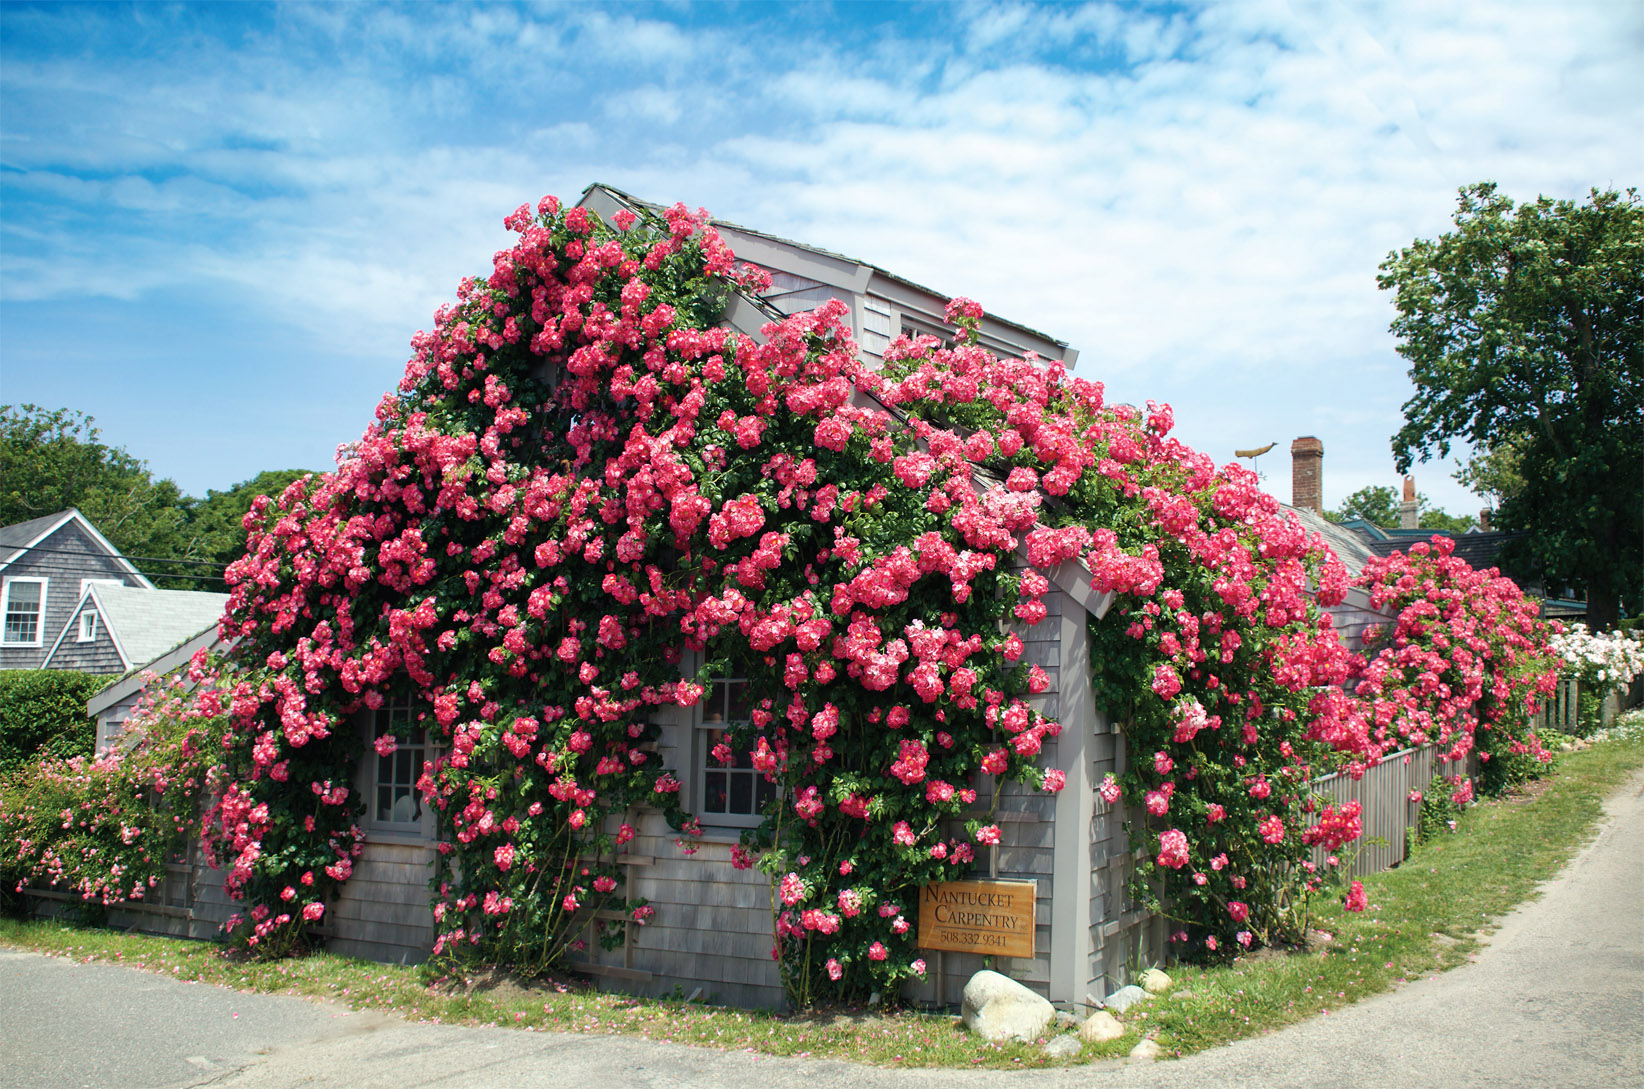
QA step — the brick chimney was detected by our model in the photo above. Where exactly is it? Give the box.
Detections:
[1479,509,1492,532]
[1290,437,1323,512]
[1399,475,1419,529]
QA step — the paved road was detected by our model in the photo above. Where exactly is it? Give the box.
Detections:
[5,766,1642,1089]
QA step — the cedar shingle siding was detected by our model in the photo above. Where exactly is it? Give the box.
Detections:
[41,594,126,674]
[0,516,137,671]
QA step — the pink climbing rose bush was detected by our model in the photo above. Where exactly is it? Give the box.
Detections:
[1351,537,1558,798]
[0,652,228,919]
[5,191,1560,999]
[200,191,1380,990]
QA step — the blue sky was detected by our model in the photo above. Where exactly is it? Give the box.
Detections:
[2,1,1639,517]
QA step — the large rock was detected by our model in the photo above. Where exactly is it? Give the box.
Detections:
[961,970,1055,1043]
[1140,968,1172,994]
[1103,984,1149,1012]
[1079,1010,1124,1043]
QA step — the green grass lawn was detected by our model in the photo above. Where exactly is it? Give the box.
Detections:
[5,716,1641,1069]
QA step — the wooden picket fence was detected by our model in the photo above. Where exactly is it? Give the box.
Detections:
[1529,675,1643,736]
[1530,677,1581,734]
[1306,743,1472,880]
[1307,673,1644,883]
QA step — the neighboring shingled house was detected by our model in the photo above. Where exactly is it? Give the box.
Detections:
[42,584,229,753]
[1279,436,1558,639]
[1353,522,1533,579]
[0,509,155,670]
[42,583,226,676]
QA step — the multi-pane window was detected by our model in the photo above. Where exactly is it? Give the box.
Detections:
[372,700,428,829]
[2,579,46,645]
[75,581,119,644]
[899,322,954,350]
[699,675,776,826]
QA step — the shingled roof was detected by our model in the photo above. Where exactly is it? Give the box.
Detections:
[1285,504,1377,578]
[85,584,228,671]
[1363,529,1531,577]
[0,508,157,587]
[0,511,71,559]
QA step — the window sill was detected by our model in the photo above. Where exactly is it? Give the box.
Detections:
[361,827,439,848]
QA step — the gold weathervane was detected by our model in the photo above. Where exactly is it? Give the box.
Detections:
[1235,442,1276,459]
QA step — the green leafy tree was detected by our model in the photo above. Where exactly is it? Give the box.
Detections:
[1381,183,1643,629]
[1327,485,1399,527]
[0,404,315,589]
[1455,434,1528,510]
[1418,507,1477,535]
[185,470,314,569]
[0,669,114,778]
[0,404,194,584]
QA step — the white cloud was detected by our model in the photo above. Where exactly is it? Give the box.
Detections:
[676,0,1640,514]
[1,0,1638,509]
[606,87,684,125]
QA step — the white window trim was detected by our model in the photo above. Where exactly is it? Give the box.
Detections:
[694,673,777,831]
[78,609,99,642]
[1,577,48,647]
[896,316,954,350]
[362,700,437,841]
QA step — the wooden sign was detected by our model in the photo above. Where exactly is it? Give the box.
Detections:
[917,879,1037,959]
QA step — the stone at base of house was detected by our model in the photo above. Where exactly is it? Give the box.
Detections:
[1103,984,1149,1012]
[1079,1010,1124,1043]
[961,969,1055,1043]
[1140,968,1172,993]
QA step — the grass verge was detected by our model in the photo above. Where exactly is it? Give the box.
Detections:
[4,716,1641,1068]
[1142,715,1644,1057]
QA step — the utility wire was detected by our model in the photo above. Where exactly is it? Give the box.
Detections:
[0,542,230,571]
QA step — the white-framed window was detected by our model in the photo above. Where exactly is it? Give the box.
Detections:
[696,674,776,828]
[369,699,429,832]
[2,577,47,646]
[74,580,120,645]
[898,320,954,350]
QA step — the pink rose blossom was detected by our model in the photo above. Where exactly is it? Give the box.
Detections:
[1156,828,1190,869]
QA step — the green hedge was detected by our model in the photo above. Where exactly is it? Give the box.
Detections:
[0,670,114,778]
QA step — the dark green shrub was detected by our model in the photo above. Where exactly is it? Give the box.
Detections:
[0,670,114,778]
